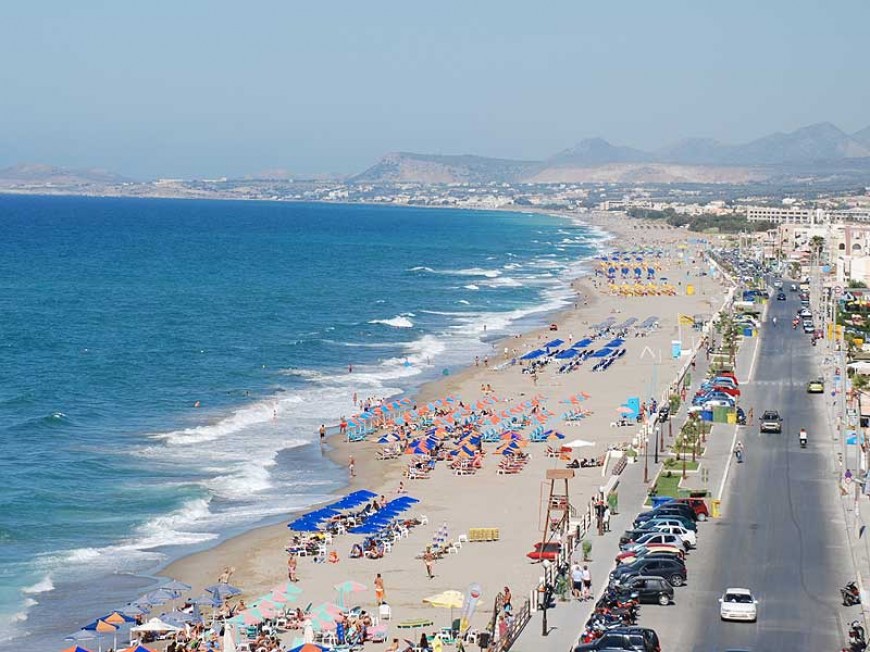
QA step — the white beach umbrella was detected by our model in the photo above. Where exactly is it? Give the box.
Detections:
[564,439,595,448]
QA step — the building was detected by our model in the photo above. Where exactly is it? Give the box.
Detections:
[746,206,823,225]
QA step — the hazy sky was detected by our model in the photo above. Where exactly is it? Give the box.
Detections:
[1,0,868,179]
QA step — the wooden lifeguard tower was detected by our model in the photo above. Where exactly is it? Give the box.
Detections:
[538,468,575,559]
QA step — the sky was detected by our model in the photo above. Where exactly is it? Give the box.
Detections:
[1,0,868,179]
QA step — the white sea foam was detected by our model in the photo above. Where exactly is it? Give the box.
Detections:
[458,300,470,305]
[22,575,53,595]
[369,316,414,328]
[416,267,502,278]
[152,399,283,447]
[482,276,524,288]
[463,284,480,290]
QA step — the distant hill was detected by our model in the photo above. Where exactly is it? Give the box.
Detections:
[0,163,130,186]
[853,125,870,149]
[546,137,650,166]
[356,122,870,185]
[352,151,541,184]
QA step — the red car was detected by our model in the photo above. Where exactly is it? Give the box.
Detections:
[526,542,561,561]
[674,497,710,520]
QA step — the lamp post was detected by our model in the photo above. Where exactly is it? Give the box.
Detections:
[643,425,650,484]
[653,422,660,464]
[540,560,552,636]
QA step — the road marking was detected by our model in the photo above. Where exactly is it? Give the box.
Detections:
[717,423,740,500]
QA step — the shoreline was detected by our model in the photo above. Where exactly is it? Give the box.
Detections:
[156,211,611,580]
[154,213,726,650]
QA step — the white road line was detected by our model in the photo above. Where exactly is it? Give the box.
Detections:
[742,334,761,385]
[717,423,740,500]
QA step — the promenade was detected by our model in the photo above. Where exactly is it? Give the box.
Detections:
[512,302,760,651]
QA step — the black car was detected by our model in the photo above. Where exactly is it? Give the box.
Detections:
[574,626,661,652]
[618,575,675,605]
[634,503,697,527]
[610,556,687,587]
[777,292,786,301]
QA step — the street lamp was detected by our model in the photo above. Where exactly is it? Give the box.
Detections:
[539,560,553,636]
[643,426,649,484]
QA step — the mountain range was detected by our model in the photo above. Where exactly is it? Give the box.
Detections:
[354,122,870,184]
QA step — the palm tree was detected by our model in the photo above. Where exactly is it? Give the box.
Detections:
[809,236,825,257]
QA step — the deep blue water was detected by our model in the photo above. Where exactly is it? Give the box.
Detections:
[0,195,604,647]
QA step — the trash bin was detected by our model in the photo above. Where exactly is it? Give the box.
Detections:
[726,411,737,425]
[711,499,721,518]
[477,631,491,649]
[652,497,674,509]
[743,327,753,337]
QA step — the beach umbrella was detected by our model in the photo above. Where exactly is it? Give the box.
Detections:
[307,613,337,632]
[100,611,136,625]
[142,588,178,605]
[121,603,150,616]
[205,582,242,600]
[64,631,96,644]
[229,608,265,626]
[333,580,367,609]
[423,590,465,623]
[118,646,158,652]
[564,439,595,448]
[545,430,566,441]
[287,644,328,652]
[191,593,223,608]
[161,579,192,592]
[61,647,93,652]
[82,619,118,652]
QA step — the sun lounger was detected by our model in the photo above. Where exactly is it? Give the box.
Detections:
[407,468,431,479]
[467,527,500,542]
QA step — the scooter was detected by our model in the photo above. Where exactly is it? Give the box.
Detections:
[842,581,861,606]
[849,620,866,650]
[800,429,807,448]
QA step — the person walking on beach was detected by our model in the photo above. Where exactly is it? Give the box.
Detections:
[319,424,326,444]
[349,455,356,478]
[374,573,385,604]
[424,547,435,579]
[287,553,298,582]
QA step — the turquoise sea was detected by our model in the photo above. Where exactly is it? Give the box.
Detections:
[0,195,605,648]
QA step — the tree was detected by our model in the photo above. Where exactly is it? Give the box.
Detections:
[809,236,825,256]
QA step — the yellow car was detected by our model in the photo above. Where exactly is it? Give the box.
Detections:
[807,379,824,393]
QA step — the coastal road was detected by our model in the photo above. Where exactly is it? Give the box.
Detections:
[638,291,857,651]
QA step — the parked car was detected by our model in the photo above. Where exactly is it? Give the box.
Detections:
[620,532,689,552]
[719,587,758,622]
[617,575,675,606]
[641,515,697,531]
[615,546,685,565]
[574,626,662,652]
[650,524,697,548]
[634,503,698,527]
[610,556,687,587]
[672,497,710,520]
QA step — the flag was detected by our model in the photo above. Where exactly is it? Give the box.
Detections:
[678,314,695,326]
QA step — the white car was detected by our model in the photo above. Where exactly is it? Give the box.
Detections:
[652,524,697,548]
[719,588,758,622]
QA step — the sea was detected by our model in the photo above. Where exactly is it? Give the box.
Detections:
[0,195,606,648]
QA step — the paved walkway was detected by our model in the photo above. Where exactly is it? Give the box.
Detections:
[511,319,759,651]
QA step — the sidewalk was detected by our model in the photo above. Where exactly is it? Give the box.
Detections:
[511,317,758,651]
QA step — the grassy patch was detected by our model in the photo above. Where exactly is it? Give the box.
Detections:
[663,458,699,471]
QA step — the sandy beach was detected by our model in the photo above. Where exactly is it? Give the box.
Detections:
[159,213,728,649]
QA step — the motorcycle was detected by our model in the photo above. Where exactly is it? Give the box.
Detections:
[842,581,861,606]
[799,429,807,449]
[849,620,867,651]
